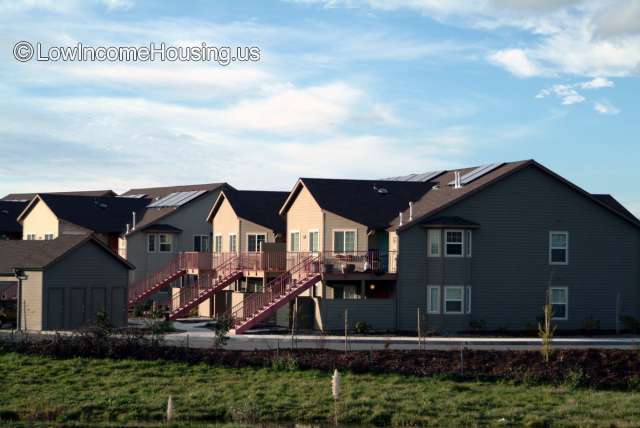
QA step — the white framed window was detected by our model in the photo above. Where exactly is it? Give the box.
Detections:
[159,234,173,253]
[427,285,440,314]
[333,229,356,253]
[427,229,441,257]
[290,231,300,252]
[444,286,464,314]
[308,230,319,252]
[465,231,472,257]
[549,287,568,320]
[214,234,222,253]
[549,231,569,265]
[193,235,210,252]
[147,234,156,253]
[44,233,54,240]
[444,230,464,257]
[465,286,472,314]
[247,233,266,252]
[26,234,36,240]
[229,233,237,253]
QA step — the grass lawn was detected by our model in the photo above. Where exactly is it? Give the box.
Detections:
[1,352,639,427]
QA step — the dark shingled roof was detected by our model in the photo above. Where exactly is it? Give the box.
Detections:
[122,183,230,235]
[2,190,116,202]
[0,201,27,234]
[592,194,639,222]
[212,189,289,235]
[284,179,434,230]
[20,194,150,235]
[0,235,133,273]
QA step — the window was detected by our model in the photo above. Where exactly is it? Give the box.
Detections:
[147,234,156,253]
[445,230,464,257]
[193,235,210,252]
[549,287,568,320]
[465,286,472,314]
[309,230,319,252]
[229,234,237,253]
[44,234,54,240]
[427,285,440,314]
[549,231,568,265]
[26,234,36,240]
[159,234,172,253]
[444,286,464,314]
[247,233,266,252]
[214,234,222,253]
[427,229,441,257]
[290,231,300,252]
[465,231,472,257]
[333,230,356,253]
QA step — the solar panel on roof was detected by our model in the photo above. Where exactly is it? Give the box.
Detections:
[147,190,207,208]
[448,163,504,186]
[382,170,444,182]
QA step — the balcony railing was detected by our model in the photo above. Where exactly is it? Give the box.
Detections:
[211,250,397,274]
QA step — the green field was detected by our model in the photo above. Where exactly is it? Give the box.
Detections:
[1,352,639,427]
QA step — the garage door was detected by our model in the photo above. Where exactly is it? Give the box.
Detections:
[90,288,106,322]
[69,288,86,328]
[110,288,126,327]
[47,288,65,330]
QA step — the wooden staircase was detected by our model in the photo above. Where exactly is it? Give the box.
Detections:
[229,254,322,334]
[128,253,189,308]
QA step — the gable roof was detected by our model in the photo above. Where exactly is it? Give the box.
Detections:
[18,194,150,235]
[280,178,434,230]
[2,190,116,202]
[592,194,639,223]
[207,189,289,235]
[122,183,230,235]
[0,201,27,234]
[393,160,640,232]
[0,235,134,273]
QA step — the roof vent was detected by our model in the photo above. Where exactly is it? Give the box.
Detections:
[453,171,462,189]
[98,203,108,209]
[373,184,389,195]
[432,184,440,191]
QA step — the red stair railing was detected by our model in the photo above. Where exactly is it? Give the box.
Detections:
[168,254,242,320]
[128,251,212,307]
[228,252,321,333]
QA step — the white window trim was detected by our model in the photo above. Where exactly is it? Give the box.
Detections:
[147,233,157,253]
[549,231,569,265]
[246,233,267,252]
[427,229,441,257]
[159,234,173,253]
[228,233,237,253]
[332,229,357,253]
[444,229,465,258]
[44,233,54,241]
[427,285,441,314]
[549,286,569,321]
[193,234,210,252]
[465,286,472,314]
[465,230,472,257]
[290,230,300,252]
[214,234,223,253]
[444,286,465,314]
[308,229,320,252]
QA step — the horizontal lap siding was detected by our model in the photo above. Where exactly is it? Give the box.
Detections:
[319,299,396,331]
[398,165,640,333]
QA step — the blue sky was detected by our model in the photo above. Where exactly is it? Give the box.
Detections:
[1,0,639,214]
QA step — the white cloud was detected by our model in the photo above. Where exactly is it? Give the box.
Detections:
[101,0,134,11]
[593,100,620,115]
[593,0,640,37]
[488,49,544,77]
[536,77,614,108]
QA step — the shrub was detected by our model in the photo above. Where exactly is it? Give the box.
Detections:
[582,316,601,334]
[621,315,640,334]
[354,321,370,335]
[213,315,233,349]
[538,303,556,364]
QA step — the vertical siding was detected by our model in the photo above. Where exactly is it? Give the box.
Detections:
[45,241,130,330]
[21,201,59,240]
[397,165,640,333]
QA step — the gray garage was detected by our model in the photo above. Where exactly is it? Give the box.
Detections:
[0,235,133,331]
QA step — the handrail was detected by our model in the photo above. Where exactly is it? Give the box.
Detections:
[228,252,320,325]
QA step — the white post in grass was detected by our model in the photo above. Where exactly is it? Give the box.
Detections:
[331,369,341,425]
[166,395,174,422]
